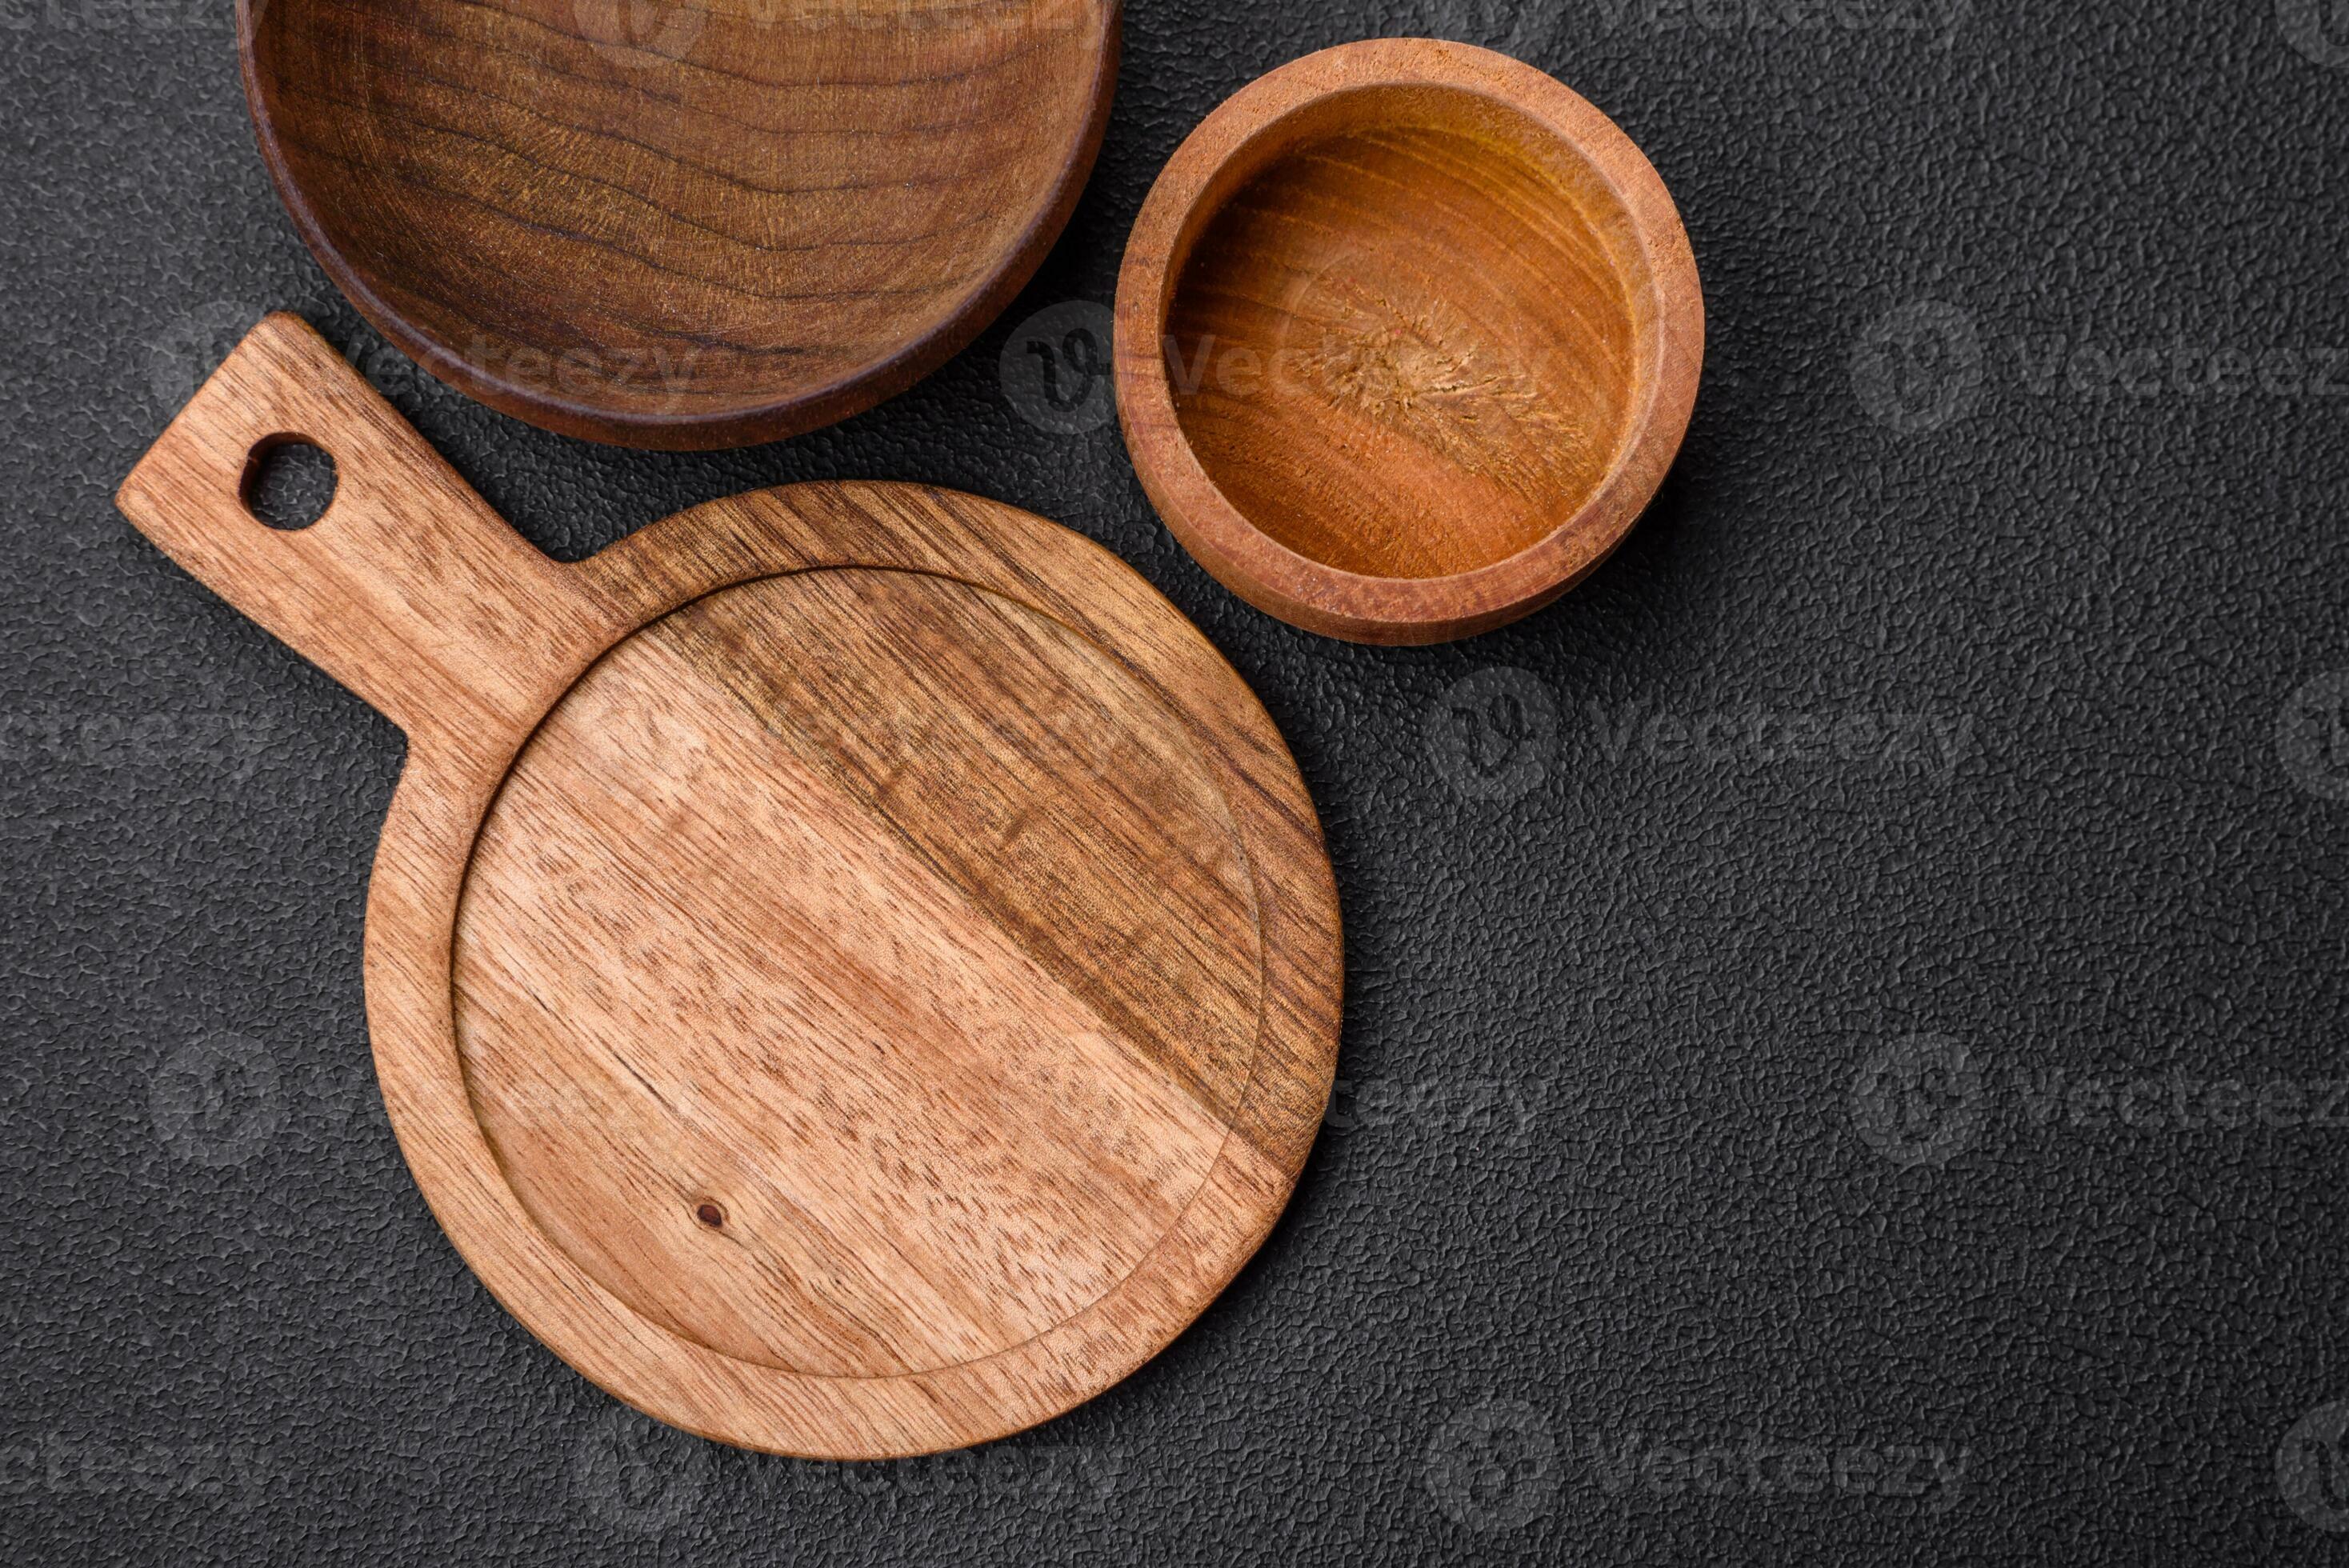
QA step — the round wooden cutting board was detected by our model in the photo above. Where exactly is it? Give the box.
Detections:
[116,314,1343,1457]
[238,0,1121,448]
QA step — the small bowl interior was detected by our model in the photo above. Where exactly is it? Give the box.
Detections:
[1162,83,1659,582]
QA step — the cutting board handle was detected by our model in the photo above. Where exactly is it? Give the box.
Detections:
[115,313,608,745]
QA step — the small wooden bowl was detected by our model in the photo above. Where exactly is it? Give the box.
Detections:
[239,0,1118,450]
[1115,41,1703,643]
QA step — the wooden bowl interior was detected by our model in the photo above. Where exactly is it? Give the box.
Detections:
[1160,83,1660,582]
[246,0,1107,434]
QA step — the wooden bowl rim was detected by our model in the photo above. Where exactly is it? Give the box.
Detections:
[1114,38,1705,643]
[236,0,1121,450]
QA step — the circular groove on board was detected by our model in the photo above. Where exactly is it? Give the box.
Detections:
[118,336,1337,1455]
[450,567,1267,1379]
[334,480,1347,1456]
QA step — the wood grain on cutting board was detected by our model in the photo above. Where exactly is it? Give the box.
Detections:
[117,314,1343,1456]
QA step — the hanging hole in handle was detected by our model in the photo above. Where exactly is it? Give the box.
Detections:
[239,436,338,531]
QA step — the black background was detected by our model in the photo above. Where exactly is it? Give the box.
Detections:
[6,0,2348,1561]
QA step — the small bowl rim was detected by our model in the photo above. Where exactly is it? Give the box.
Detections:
[1114,38,1706,644]
[236,0,1121,450]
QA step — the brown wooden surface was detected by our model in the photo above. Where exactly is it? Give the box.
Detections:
[1114,39,1705,644]
[240,0,1119,450]
[116,314,1343,1456]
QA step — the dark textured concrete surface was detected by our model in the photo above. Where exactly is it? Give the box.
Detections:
[5,1,2348,1562]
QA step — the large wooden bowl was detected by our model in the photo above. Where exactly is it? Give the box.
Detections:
[240,0,1119,449]
[1115,41,1704,644]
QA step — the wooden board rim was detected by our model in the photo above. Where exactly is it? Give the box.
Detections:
[114,317,1342,1455]
[358,482,1343,1456]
